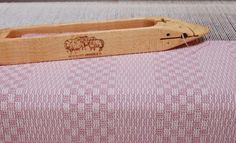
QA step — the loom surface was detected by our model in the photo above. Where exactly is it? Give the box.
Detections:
[0,1,235,143]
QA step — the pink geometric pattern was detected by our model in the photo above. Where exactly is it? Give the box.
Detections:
[153,45,207,90]
[62,58,116,142]
[0,41,235,143]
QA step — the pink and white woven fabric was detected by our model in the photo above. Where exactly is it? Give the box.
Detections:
[0,41,235,143]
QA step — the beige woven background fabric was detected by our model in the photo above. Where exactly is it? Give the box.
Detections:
[0,1,235,40]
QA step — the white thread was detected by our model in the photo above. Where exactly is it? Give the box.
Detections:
[181,33,189,47]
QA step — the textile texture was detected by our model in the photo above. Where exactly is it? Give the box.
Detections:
[0,1,236,143]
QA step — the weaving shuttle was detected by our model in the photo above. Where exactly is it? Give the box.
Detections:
[0,17,208,65]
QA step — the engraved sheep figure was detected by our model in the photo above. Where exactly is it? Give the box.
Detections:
[64,37,85,53]
[88,37,104,51]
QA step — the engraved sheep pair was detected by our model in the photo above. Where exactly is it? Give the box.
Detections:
[64,36,104,53]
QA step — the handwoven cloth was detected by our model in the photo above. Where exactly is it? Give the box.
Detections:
[0,1,236,143]
[0,41,235,142]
